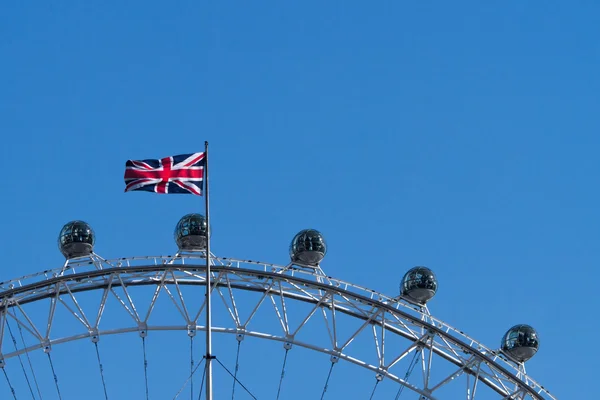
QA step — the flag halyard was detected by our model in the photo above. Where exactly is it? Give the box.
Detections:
[124,152,205,195]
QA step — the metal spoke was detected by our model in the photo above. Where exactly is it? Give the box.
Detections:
[2,366,17,400]
[14,321,42,400]
[46,353,62,400]
[319,361,336,400]
[275,348,289,400]
[94,341,109,400]
[368,378,381,400]
[231,340,241,399]
[141,336,149,400]
[395,348,422,399]
[190,336,194,400]
[6,322,35,399]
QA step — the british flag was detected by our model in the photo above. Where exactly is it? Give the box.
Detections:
[124,152,206,195]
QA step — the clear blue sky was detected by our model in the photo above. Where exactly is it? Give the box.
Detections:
[1,1,598,399]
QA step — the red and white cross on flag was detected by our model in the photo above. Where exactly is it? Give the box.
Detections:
[124,152,206,195]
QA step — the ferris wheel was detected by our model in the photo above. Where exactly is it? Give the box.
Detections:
[0,215,557,400]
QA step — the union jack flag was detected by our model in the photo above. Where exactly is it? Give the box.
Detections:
[124,152,206,195]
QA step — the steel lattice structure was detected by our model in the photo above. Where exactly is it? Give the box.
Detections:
[0,253,558,400]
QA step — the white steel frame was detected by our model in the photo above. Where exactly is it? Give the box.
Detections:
[0,253,558,400]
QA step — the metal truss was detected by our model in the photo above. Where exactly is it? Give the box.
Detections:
[0,253,558,399]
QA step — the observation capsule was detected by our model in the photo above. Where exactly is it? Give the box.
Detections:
[175,213,209,251]
[289,229,327,266]
[58,220,95,259]
[501,324,539,363]
[400,266,438,304]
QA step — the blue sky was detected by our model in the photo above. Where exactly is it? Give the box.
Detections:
[1,1,599,399]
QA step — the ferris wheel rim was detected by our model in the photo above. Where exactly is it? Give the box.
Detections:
[0,257,557,400]
[0,252,546,367]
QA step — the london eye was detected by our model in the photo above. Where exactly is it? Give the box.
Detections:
[0,216,557,399]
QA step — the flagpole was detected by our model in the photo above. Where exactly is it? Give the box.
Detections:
[204,141,213,400]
